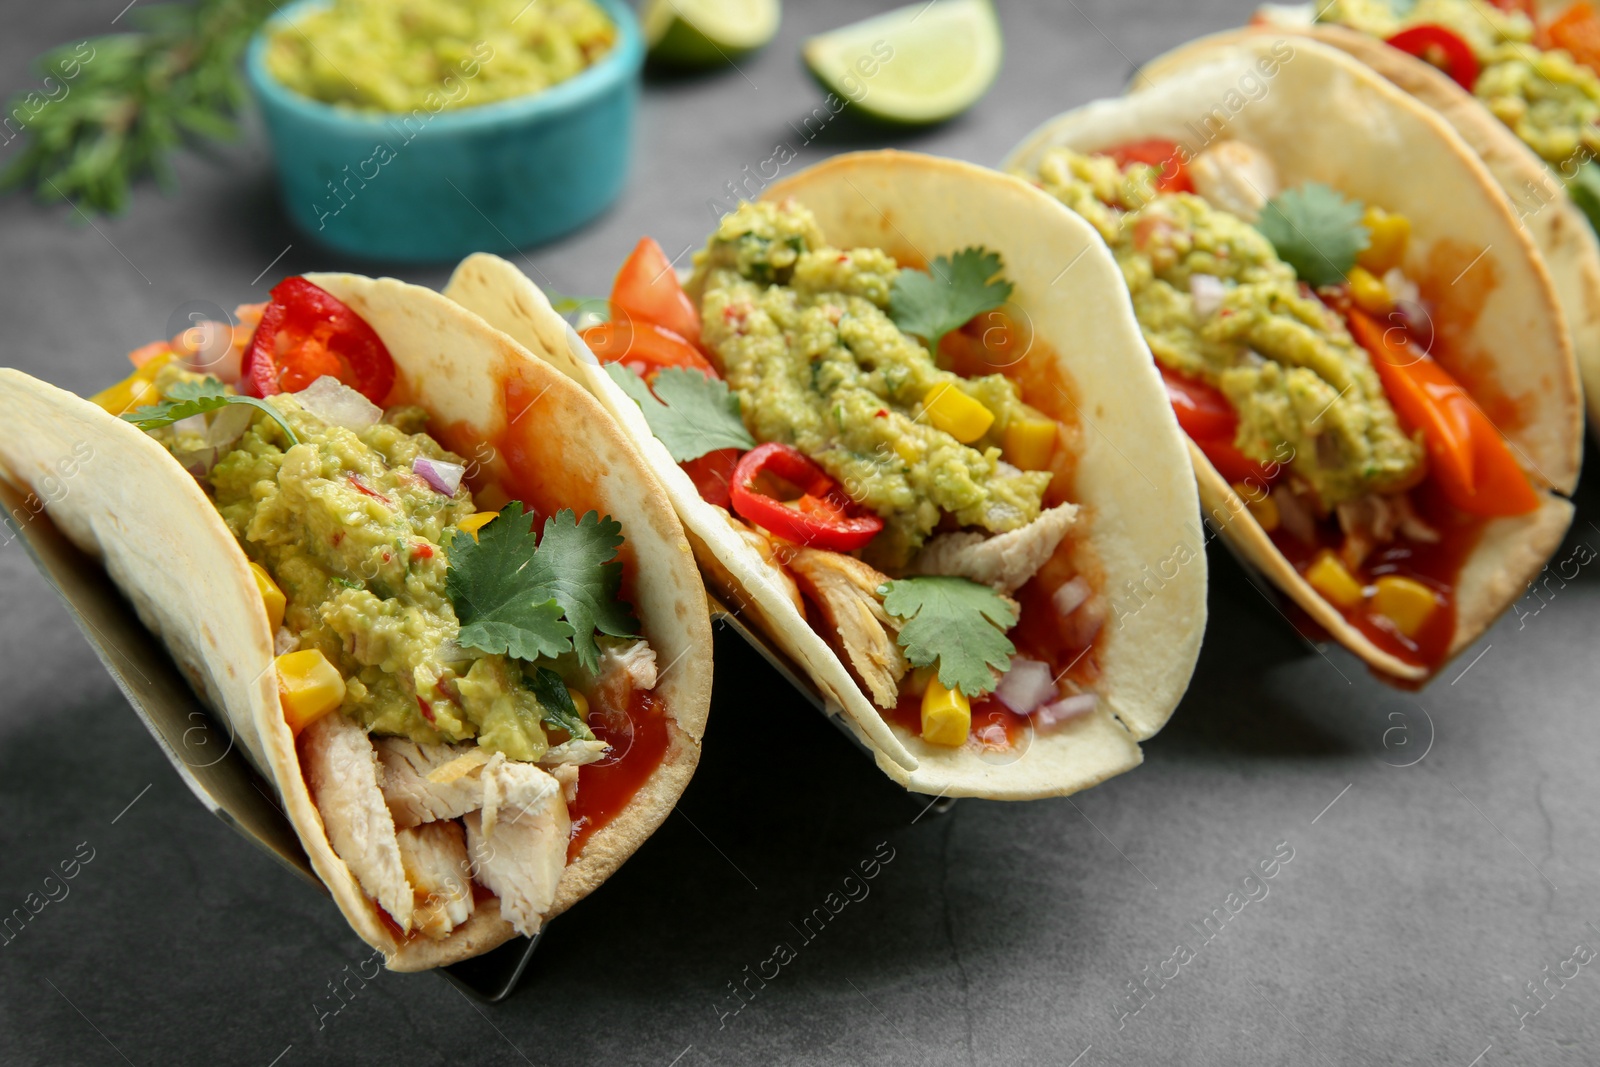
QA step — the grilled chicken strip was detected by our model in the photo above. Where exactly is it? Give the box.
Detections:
[395,820,475,940]
[908,503,1079,595]
[788,548,907,709]
[302,713,414,932]
[463,755,570,937]
[376,738,488,830]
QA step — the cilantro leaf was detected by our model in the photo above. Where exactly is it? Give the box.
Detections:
[880,576,1018,698]
[605,363,755,462]
[1255,182,1370,288]
[121,376,300,445]
[525,666,596,742]
[1568,159,1600,236]
[890,247,1014,355]
[446,504,638,673]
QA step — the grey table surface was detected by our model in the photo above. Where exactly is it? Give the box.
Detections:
[3,1,1598,1065]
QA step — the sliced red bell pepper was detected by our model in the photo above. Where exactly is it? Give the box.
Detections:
[610,237,704,348]
[1103,139,1194,194]
[1347,309,1539,517]
[1385,25,1481,91]
[729,442,884,552]
[580,320,717,381]
[241,277,395,404]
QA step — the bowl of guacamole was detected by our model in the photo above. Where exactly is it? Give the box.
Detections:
[246,0,643,261]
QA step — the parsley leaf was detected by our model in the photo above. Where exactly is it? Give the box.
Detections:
[880,576,1018,698]
[605,363,755,462]
[889,248,1014,355]
[447,504,638,673]
[525,666,596,742]
[121,376,299,445]
[1255,182,1370,288]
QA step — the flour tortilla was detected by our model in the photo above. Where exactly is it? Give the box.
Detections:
[1004,37,1580,681]
[445,151,1208,800]
[0,274,713,970]
[1137,22,1600,438]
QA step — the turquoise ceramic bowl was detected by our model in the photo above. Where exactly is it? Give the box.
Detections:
[245,0,643,262]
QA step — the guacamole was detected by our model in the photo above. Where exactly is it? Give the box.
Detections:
[1320,0,1600,166]
[266,0,615,113]
[690,201,1052,567]
[1027,149,1422,506]
[154,375,564,762]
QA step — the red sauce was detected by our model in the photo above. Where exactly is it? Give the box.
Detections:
[567,686,671,861]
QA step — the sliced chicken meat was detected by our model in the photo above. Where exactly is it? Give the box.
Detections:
[376,737,488,829]
[908,503,1079,595]
[302,712,413,932]
[463,754,570,937]
[395,820,475,940]
[787,548,907,709]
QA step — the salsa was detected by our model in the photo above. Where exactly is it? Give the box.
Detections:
[568,687,672,859]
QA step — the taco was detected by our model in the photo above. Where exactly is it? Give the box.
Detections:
[1003,36,1581,681]
[0,273,712,970]
[1144,3,1600,434]
[444,150,1207,800]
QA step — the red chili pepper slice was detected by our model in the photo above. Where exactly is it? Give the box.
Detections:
[241,277,395,404]
[729,442,885,552]
[1385,25,1481,92]
[1102,139,1194,194]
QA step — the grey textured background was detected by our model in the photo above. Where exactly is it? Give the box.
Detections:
[3,2,1598,1065]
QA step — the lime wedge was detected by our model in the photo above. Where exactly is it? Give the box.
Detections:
[642,0,781,67]
[802,0,1002,125]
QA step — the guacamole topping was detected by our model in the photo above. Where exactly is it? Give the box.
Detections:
[1320,0,1600,167]
[266,0,616,113]
[148,367,584,763]
[689,200,1052,567]
[1027,148,1423,506]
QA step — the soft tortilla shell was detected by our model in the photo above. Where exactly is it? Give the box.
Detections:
[1005,37,1579,680]
[446,150,1208,799]
[1137,23,1600,438]
[0,275,713,971]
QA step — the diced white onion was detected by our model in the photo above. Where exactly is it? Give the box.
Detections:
[295,375,380,430]
[273,626,299,656]
[205,402,255,451]
[1052,576,1092,620]
[413,457,465,496]
[170,413,209,437]
[1190,274,1226,318]
[1383,268,1420,307]
[994,656,1058,715]
[1033,693,1098,733]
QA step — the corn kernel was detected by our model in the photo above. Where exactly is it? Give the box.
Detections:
[922,383,995,444]
[1347,266,1392,315]
[1371,575,1439,639]
[89,375,162,416]
[1003,416,1059,471]
[276,649,346,735]
[249,562,286,632]
[1305,550,1366,610]
[458,511,499,542]
[1358,207,1410,275]
[920,675,971,747]
[1233,483,1280,532]
[566,687,590,719]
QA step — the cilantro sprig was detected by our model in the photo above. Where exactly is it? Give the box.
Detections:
[606,364,755,462]
[889,248,1014,355]
[1255,183,1369,288]
[122,376,299,445]
[446,504,638,674]
[525,666,597,742]
[879,576,1019,698]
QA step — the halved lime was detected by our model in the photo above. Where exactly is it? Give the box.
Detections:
[642,0,781,68]
[802,0,1002,125]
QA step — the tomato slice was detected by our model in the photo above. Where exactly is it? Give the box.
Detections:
[610,237,704,348]
[1384,25,1481,91]
[1160,364,1238,440]
[681,448,741,510]
[241,277,395,404]
[1103,139,1194,194]
[1546,2,1600,74]
[729,443,884,552]
[1347,309,1539,517]
[580,320,717,381]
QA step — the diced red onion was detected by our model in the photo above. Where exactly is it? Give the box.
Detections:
[174,446,219,478]
[1190,274,1226,318]
[995,656,1058,715]
[177,319,242,384]
[413,456,465,496]
[170,413,209,437]
[1273,486,1315,544]
[1061,595,1106,652]
[205,402,255,451]
[1052,576,1091,619]
[295,375,381,430]
[1033,693,1098,733]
